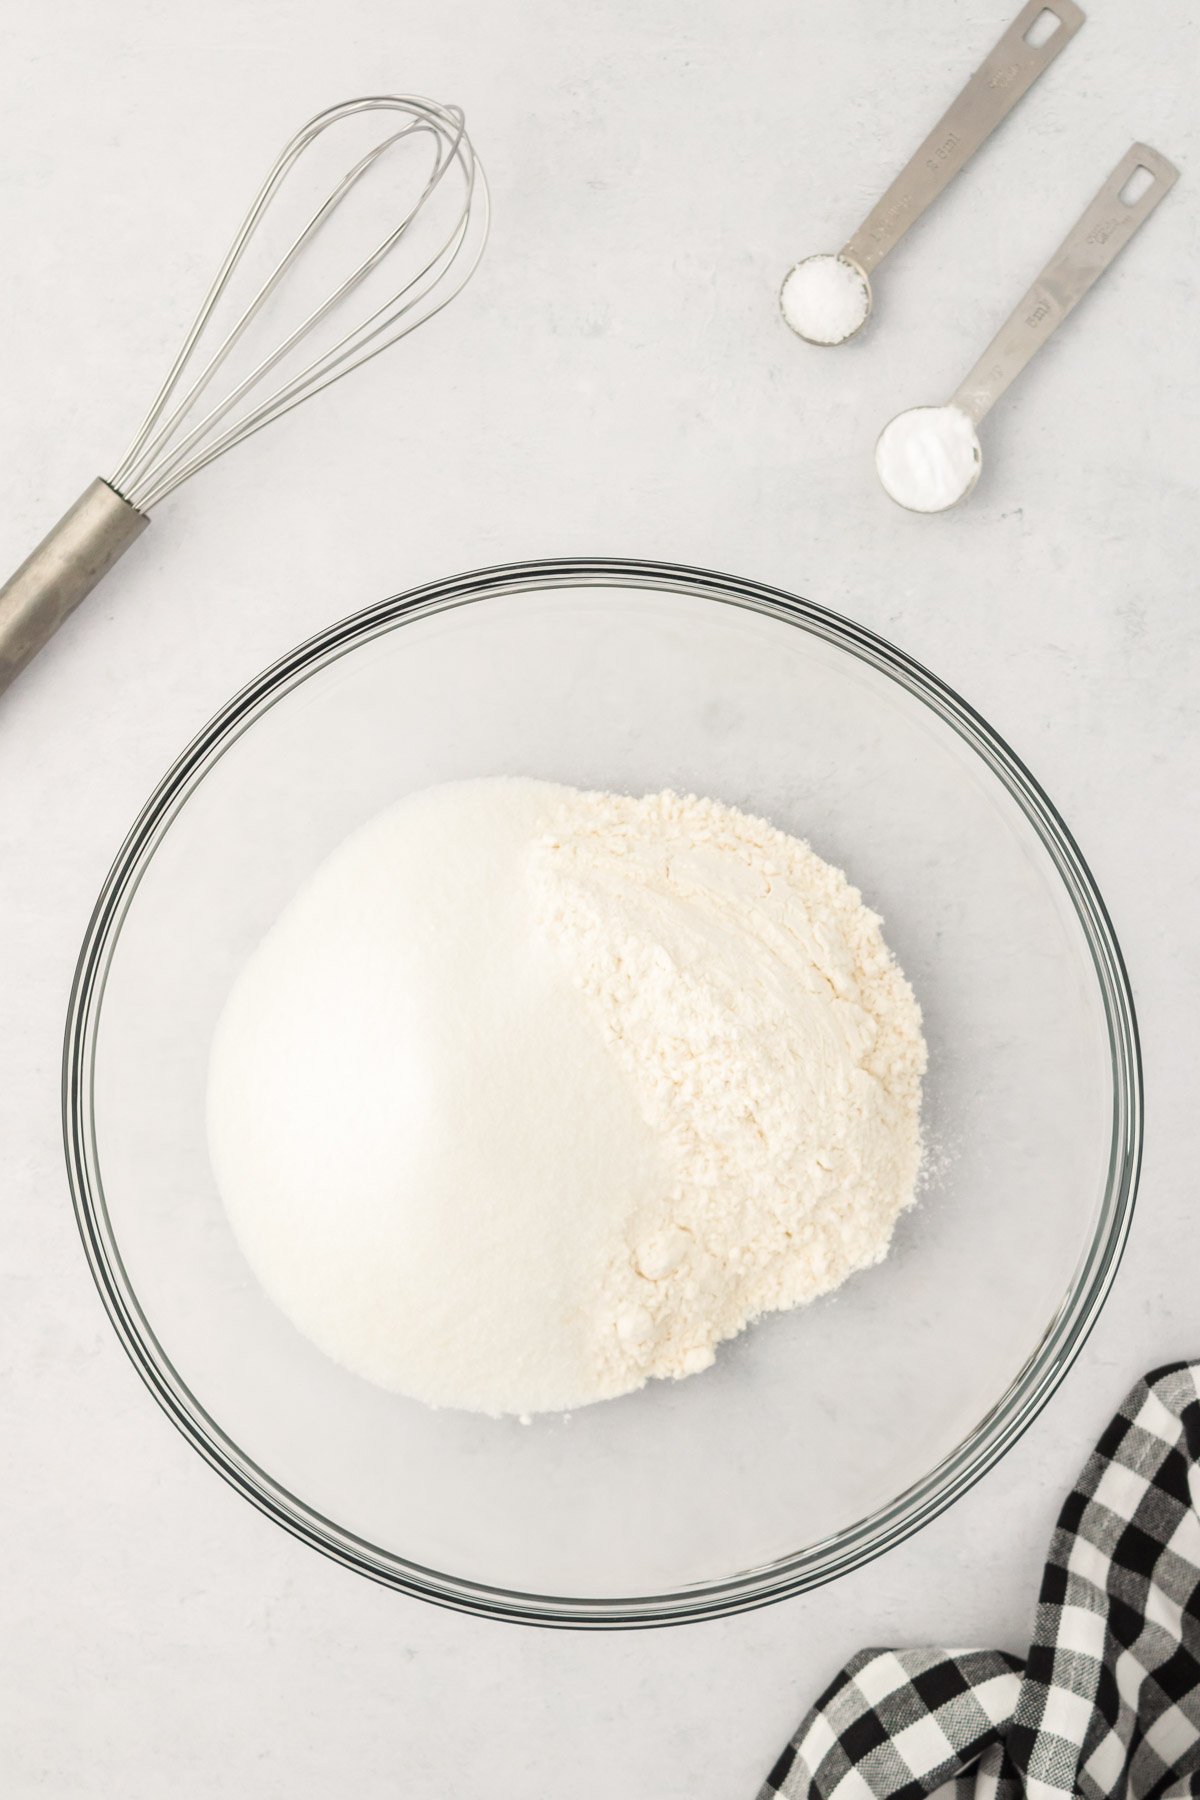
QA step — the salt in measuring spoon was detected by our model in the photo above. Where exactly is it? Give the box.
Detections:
[780,0,1084,346]
[875,143,1179,513]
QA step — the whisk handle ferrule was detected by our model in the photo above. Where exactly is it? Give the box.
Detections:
[0,479,149,696]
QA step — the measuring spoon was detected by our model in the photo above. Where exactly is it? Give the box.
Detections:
[875,142,1179,513]
[779,0,1085,346]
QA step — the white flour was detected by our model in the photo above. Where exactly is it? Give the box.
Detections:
[780,253,871,345]
[208,778,925,1416]
[876,404,982,512]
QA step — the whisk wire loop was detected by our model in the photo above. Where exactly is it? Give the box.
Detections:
[111,95,487,513]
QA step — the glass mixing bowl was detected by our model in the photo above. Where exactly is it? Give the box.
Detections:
[65,559,1141,1626]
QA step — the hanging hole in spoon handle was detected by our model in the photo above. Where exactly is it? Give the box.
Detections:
[952,142,1180,427]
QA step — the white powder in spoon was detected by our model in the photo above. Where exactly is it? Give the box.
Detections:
[208,778,925,1416]
[876,404,982,512]
[780,253,871,345]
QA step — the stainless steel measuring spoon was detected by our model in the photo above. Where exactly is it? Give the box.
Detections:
[780,0,1085,346]
[875,142,1179,513]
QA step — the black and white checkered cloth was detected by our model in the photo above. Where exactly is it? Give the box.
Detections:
[761,1362,1200,1800]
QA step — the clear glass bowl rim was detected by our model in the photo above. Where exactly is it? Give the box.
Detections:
[63,556,1143,1628]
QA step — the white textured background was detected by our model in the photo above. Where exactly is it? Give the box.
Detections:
[1,1,1197,1794]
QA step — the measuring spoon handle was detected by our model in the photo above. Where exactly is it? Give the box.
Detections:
[843,0,1084,277]
[952,143,1179,423]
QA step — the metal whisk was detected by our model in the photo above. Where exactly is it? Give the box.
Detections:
[0,95,488,696]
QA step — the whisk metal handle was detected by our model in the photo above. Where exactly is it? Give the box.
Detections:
[0,480,149,695]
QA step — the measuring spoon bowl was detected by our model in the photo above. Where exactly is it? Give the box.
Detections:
[779,253,872,346]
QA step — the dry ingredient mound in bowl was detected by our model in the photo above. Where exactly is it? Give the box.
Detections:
[207,778,926,1417]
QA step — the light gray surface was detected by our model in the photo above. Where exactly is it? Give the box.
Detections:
[0,0,1196,1794]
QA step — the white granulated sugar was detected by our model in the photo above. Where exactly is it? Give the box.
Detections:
[780,253,871,344]
[208,778,926,1417]
[876,404,982,512]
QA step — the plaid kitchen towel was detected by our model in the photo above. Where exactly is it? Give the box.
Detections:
[761,1361,1200,1800]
